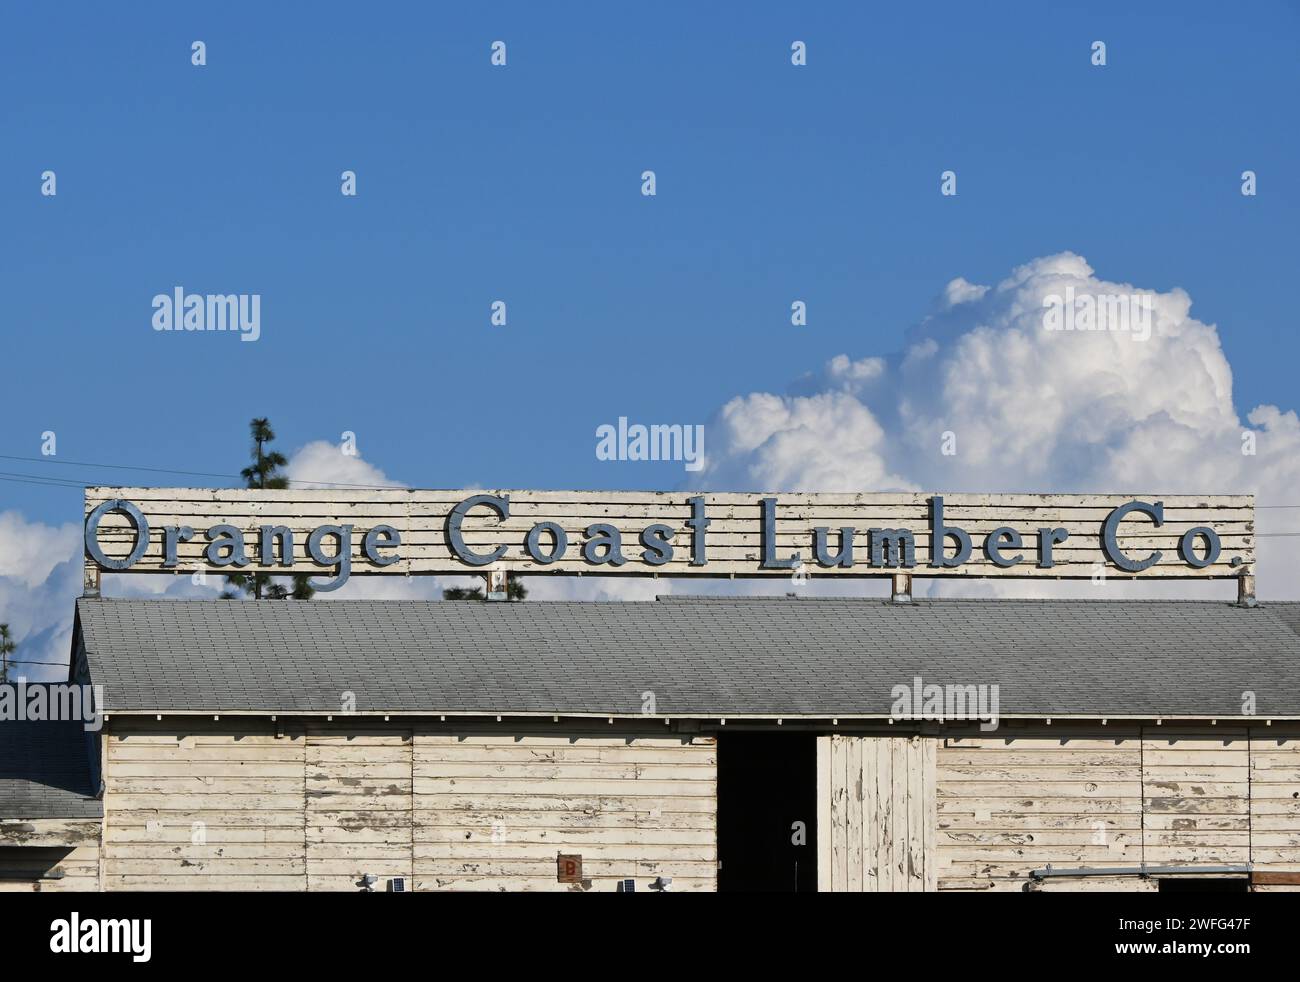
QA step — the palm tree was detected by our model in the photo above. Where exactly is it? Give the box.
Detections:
[0,624,15,683]
[443,579,527,601]
[224,418,315,600]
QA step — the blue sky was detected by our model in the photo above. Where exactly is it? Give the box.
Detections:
[2,1,1298,527]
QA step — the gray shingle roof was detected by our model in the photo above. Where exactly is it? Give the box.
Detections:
[0,714,102,820]
[74,597,1300,719]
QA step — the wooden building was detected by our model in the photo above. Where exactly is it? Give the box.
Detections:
[3,486,1295,891]
[4,595,1300,892]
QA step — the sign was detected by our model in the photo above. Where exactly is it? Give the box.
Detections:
[557,854,583,883]
[83,488,1254,591]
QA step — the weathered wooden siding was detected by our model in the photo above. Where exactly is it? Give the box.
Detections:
[92,719,1300,891]
[101,719,716,892]
[85,488,1254,580]
[816,735,936,891]
[1143,729,1250,866]
[103,722,308,891]
[1250,734,1300,883]
[0,820,101,891]
[412,729,718,891]
[935,727,1300,891]
[306,729,412,891]
[937,732,1145,891]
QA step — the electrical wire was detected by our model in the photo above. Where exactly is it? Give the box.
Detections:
[0,453,401,490]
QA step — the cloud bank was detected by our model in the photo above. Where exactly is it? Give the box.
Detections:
[4,252,1297,675]
[700,252,1300,598]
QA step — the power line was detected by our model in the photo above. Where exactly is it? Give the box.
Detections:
[0,473,87,489]
[0,453,237,481]
[0,454,402,491]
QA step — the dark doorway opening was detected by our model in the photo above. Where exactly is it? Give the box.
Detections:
[717,732,817,892]
[1158,877,1249,893]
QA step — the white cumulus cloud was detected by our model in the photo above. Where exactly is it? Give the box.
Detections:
[699,252,1300,599]
[0,513,83,679]
[286,440,406,490]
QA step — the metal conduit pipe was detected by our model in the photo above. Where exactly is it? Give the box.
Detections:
[1029,863,1253,881]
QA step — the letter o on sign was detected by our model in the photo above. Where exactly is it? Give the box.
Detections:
[1178,526,1221,569]
[525,522,568,565]
[85,498,150,570]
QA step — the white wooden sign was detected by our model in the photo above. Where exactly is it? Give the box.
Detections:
[83,488,1254,592]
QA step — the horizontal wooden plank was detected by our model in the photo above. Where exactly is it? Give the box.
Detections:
[0,879,101,893]
[936,797,1143,814]
[417,810,716,830]
[939,752,1141,766]
[943,738,1143,750]
[109,746,306,762]
[106,826,305,843]
[413,763,715,781]
[1252,871,1300,885]
[1028,877,1158,892]
[1142,846,1250,862]
[415,827,715,846]
[104,844,309,860]
[940,766,1139,781]
[413,794,716,813]
[941,845,1142,862]
[110,762,305,778]
[109,733,296,745]
[107,794,305,810]
[413,843,715,861]
[938,814,1141,831]
[413,779,715,797]
[103,875,305,891]
[306,747,409,763]
[411,746,716,765]
[106,809,306,827]
[413,876,715,892]
[105,859,306,875]
[414,735,715,749]
[303,845,411,861]
[307,873,408,889]
[1142,783,1250,798]
[939,860,1136,877]
[0,819,101,846]
[1143,814,1250,831]
[938,830,1139,846]
[938,782,1143,797]
[107,777,303,794]
[86,487,1256,506]
[410,859,718,877]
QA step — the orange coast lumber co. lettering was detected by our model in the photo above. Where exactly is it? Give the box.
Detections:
[82,488,1254,592]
